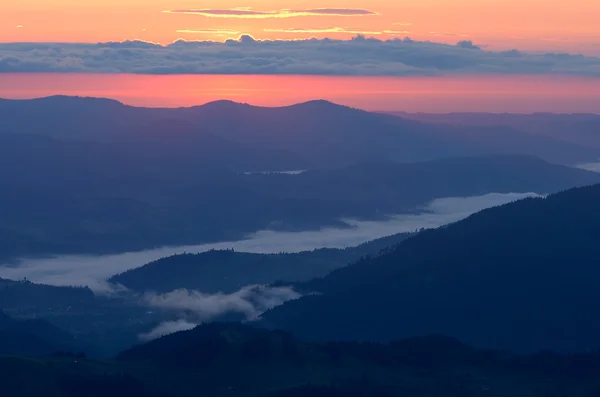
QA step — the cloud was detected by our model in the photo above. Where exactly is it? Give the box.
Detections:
[0,37,599,76]
[137,285,302,340]
[142,285,302,321]
[0,193,540,291]
[576,161,600,173]
[163,8,377,19]
[139,320,197,341]
[456,40,481,50]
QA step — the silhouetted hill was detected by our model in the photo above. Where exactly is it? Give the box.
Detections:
[1,96,598,168]
[109,233,413,293]
[4,322,600,396]
[261,184,600,352]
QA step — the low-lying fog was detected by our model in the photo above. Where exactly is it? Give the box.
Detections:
[577,162,600,173]
[0,192,540,292]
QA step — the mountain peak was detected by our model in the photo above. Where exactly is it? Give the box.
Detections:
[32,95,124,107]
[288,99,352,111]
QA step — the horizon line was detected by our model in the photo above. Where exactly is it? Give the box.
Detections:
[2,94,599,116]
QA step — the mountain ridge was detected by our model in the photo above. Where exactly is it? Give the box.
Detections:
[260,183,600,352]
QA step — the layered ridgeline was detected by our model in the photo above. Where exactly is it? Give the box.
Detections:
[3,322,600,397]
[1,152,599,261]
[0,233,413,356]
[391,112,600,149]
[261,184,600,352]
[109,232,413,294]
[1,96,600,260]
[2,96,598,168]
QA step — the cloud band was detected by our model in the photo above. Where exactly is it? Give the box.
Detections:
[164,8,377,19]
[0,37,599,76]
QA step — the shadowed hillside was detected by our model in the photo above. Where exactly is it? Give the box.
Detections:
[2,151,597,260]
[3,323,600,397]
[109,232,413,293]
[261,184,600,352]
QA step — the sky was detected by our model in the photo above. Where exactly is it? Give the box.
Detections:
[1,1,600,112]
[2,0,599,54]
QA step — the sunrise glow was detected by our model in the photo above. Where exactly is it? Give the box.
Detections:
[1,0,599,54]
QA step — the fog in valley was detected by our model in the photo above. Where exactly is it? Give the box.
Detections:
[0,192,540,292]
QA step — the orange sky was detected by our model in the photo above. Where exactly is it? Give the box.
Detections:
[1,0,599,54]
[2,74,600,113]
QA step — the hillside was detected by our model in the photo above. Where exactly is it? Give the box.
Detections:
[0,311,77,356]
[109,233,413,293]
[3,323,600,397]
[2,153,598,260]
[261,184,600,352]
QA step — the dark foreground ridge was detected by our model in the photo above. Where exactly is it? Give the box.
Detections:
[2,322,600,397]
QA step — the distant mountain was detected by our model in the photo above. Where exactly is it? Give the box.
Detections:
[1,96,598,168]
[261,184,600,352]
[389,111,600,150]
[109,233,413,294]
[1,153,599,260]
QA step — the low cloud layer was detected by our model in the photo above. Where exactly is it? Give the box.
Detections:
[576,161,600,173]
[138,285,301,340]
[143,285,301,321]
[0,193,540,292]
[0,37,599,76]
[139,320,197,341]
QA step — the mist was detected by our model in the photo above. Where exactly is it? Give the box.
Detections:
[138,285,301,341]
[0,192,540,292]
[577,162,600,173]
[139,320,198,342]
[143,285,301,322]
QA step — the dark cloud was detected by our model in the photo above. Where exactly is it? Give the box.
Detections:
[456,40,481,50]
[163,8,377,18]
[0,37,598,76]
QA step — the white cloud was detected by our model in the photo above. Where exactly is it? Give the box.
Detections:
[137,285,301,340]
[138,320,197,341]
[142,285,301,321]
[0,37,598,76]
[576,161,600,173]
